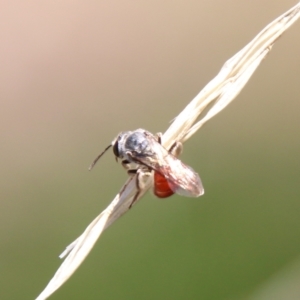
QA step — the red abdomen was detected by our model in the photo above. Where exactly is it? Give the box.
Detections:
[153,172,174,198]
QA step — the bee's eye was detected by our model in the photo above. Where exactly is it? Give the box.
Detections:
[113,140,120,157]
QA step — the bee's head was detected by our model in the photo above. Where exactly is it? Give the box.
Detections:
[112,138,120,158]
[88,131,131,170]
[112,131,132,159]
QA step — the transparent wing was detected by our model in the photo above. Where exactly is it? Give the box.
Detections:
[159,155,204,197]
[128,133,204,197]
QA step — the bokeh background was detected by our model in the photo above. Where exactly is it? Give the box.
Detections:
[1,1,300,299]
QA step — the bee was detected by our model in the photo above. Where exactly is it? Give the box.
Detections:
[89,129,204,207]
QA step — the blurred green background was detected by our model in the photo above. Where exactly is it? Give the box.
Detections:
[1,1,300,299]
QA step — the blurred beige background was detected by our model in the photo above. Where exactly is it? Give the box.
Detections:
[1,1,300,299]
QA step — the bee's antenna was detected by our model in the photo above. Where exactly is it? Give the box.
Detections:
[88,144,112,171]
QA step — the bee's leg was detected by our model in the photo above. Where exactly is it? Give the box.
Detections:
[118,168,139,198]
[129,169,152,209]
[118,174,135,198]
[155,132,183,157]
[155,132,163,144]
[127,169,137,176]
[121,159,131,171]
[169,141,183,157]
